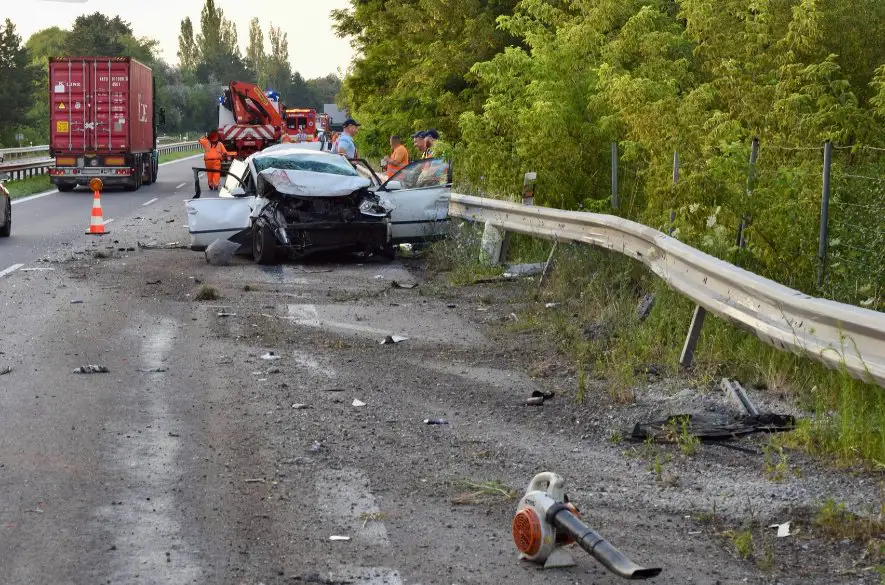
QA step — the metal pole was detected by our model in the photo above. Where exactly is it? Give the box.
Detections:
[817,141,832,287]
[737,138,759,248]
[679,305,707,368]
[611,142,618,210]
[670,151,679,234]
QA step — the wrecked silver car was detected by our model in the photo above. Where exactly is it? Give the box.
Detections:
[187,147,395,263]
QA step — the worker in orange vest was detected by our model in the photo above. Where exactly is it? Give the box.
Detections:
[198,130,230,190]
[381,134,410,178]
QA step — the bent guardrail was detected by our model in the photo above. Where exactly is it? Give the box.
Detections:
[449,193,885,388]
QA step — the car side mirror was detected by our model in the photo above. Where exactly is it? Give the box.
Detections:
[158,108,166,126]
[384,180,403,191]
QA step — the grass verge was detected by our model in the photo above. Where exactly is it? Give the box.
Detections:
[429,222,885,467]
[5,175,52,199]
[159,149,201,163]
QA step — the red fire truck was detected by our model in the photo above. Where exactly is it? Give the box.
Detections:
[283,108,317,141]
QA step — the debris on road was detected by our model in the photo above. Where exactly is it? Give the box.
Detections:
[292,403,310,410]
[136,367,168,373]
[630,413,795,443]
[217,311,237,317]
[636,293,656,322]
[328,535,351,541]
[73,365,109,374]
[503,262,546,278]
[391,280,418,289]
[525,396,545,406]
[0,366,11,376]
[446,303,457,309]
[244,478,266,484]
[379,335,408,345]
[770,521,792,537]
[544,302,559,309]
[205,239,240,266]
[70,299,84,304]
[137,241,188,250]
[352,399,367,407]
[308,441,325,453]
[261,352,281,360]
[720,378,760,416]
[423,418,449,425]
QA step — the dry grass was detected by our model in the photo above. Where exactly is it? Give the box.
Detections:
[194,285,220,301]
[451,480,518,505]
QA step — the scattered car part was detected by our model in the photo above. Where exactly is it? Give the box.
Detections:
[513,472,661,579]
[261,352,281,360]
[73,365,109,374]
[380,335,408,345]
[352,399,366,407]
[423,418,449,425]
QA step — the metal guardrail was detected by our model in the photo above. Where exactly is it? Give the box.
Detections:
[0,141,200,181]
[449,193,885,388]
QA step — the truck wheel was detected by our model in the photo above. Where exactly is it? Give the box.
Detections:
[252,223,278,265]
[0,199,11,237]
[56,183,75,192]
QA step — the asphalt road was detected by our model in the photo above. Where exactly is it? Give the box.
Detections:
[1,155,200,273]
[0,157,877,584]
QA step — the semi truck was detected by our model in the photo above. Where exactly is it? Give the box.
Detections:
[48,57,164,192]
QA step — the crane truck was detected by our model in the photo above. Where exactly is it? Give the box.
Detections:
[217,81,284,159]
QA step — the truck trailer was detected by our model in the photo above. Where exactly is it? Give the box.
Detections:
[49,57,164,191]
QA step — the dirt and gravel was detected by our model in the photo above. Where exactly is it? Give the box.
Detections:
[0,198,881,585]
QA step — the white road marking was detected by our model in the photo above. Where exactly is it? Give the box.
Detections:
[0,263,24,278]
[97,319,201,583]
[11,155,202,207]
[102,218,114,225]
[142,197,158,206]
[175,183,187,189]
[11,189,58,205]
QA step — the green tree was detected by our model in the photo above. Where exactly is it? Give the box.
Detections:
[246,18,265,85]
[0,19,39,144]
[177,17,198,76]
[193,0,247,83]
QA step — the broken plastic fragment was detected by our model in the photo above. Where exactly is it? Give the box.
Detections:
[352,399,366,407]
[217,311,237,317]
[292,403,310,410]
[423,419,449,425]
[380,335,408,345]
[391,281,418,289]
[261,352,281,360]
[329,535,351,541]
[73,365,109,374]
[769,521,791,537]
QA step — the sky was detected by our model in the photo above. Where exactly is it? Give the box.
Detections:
[7,0,355,79]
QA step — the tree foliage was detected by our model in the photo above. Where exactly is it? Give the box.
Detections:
[339,0,885,298]
[0,19,39,144]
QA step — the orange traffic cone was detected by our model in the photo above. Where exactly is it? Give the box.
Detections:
[86,178,109,235]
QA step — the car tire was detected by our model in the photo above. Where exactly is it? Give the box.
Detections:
[0,199,10,237]
[253,222,277,265]
[380,245,397,261]
[56,182,75,192]
[145,156,156,185]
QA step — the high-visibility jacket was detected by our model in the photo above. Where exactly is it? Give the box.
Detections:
[386,144,410,177]
[201,139,228,162]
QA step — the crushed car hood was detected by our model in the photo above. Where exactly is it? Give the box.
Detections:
[256,168,372,198]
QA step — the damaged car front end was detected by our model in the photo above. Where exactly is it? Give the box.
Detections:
[249,165,393,264]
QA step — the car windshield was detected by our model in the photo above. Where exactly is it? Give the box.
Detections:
[252,153,358,177]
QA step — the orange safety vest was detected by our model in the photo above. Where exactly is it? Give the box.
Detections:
[202,140,227,162]
[387,145,410,176]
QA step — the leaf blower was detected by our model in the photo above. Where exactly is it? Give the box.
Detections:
[512,472,661,579]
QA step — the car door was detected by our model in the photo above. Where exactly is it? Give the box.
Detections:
[381,158,451,243]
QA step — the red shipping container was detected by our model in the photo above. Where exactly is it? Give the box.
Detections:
[49,57,154,155]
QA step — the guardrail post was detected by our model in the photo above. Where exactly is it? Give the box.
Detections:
[496,171,537,264]
[679,305,707,368]
[670,151,679,234]
[817,140,832,287]
[611,142,618,209]
[736,137,759,248]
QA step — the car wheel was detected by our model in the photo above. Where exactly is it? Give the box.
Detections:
[56,182,75,192]
[380,245,397,261]
[252,222,277,265]
[0,199,10,237]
